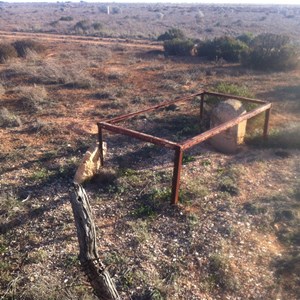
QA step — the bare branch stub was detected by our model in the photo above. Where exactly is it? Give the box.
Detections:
[70,183,120,300]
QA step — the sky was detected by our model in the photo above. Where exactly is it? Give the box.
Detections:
[4,0,300,4]
[77,0,300,3]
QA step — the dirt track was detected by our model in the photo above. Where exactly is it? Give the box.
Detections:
[0,30,162,50]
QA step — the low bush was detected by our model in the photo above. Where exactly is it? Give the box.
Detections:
[74,20,90,33]
[246,123,300,150]
[236,33,254,46]
[27,120,65,136]
[0,84,5,96]
[17,85,49,112]
[197,36,248,62]
[211,82,254,99]
[0,43,17,63]
[111,7,121,14]
[98,5,107,13]
[164,39,194,56]
[0,108,21,128]
[206,83,254,108]
[59,16,73,21]
[92,22,102,30]
[158,28,185,41]
[8,56,96,89]
[13,40,45,58]
[242,33,299,71]
[206,83,261,132]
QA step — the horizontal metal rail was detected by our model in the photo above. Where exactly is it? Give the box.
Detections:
[182,102,272,150]
[204,91,268,104]
[106,91,204,124]
[98,122,180,150]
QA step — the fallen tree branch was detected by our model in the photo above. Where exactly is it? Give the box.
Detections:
[70,183,120,300]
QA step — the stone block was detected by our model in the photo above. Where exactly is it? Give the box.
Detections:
[210,99,247,153]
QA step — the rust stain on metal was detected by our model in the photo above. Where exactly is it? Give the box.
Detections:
[97,91,272,205]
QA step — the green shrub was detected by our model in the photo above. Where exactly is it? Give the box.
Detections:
[74,20,90,32]
[163,38,194,56]
[197,36,248,62]
[13,40,45,58]
[243,33,299,71]
[212,82,254,99]
[98,5,107,13]
[111,7,121,14]
[247,123,300,150]
[206,83,261,132]
[92,22,102,30]
[59,16,73,21]
[158,28,185,41]
[236,33,254,46]
[0,43,17,63]
[207,83,254,108]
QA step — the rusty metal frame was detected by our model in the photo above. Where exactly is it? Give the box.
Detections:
[97,90,271,205]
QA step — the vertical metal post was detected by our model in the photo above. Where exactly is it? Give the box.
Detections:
[171,146,183,205]
[97,124,104,166]
[263,108,271,140]
[200,93,204,120]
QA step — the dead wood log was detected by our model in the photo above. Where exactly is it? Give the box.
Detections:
[70,182,120,300]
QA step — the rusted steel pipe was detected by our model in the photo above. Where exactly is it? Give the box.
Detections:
[171,146,184,205]
[204,91,268,104]
[182,103,272,150]
[105,92,204,124]
[200,93,204,120]
[263,108,271,140]
[98,122,180,150]
[97,124,104,166]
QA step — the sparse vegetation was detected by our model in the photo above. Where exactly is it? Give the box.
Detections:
[16,85,49,112]
[247,123,300,150]
[13,39,45,57]
[0,108,21,128]
[0,43,17,63]
[0,84,5,96]
[206,82,254,110]
[208,253,239,291]
[74,20,90,33]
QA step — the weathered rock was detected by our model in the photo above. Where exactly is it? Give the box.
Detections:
[74,142,107,184]
[210,99,247,154]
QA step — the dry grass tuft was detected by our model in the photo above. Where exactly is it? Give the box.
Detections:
[0,108,22,128]
[15,85,49,112]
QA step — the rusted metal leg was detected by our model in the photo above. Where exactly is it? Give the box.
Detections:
[200,94,204,120]
[97,124,104,166]
[263,108,271,140]
[171,147,183,205]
